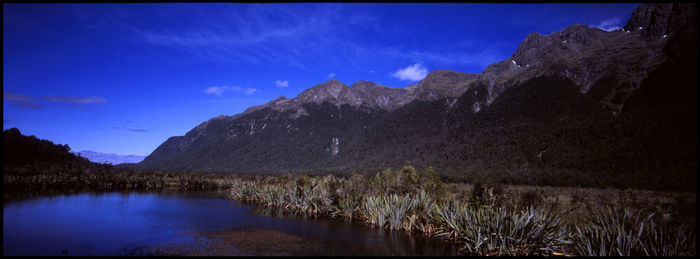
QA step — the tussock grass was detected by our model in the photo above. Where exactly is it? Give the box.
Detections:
[225,165,696,256]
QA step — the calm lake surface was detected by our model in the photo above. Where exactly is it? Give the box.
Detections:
[3,191,457,256]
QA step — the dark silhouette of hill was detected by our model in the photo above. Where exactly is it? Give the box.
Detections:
[3,128,91,170]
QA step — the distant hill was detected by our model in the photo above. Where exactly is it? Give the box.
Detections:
[131,3,697,191]
[73,150,146,165]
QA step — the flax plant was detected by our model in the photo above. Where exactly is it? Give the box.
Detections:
[333,193,357,219]
[361,195,387,227]
[573,206,696,256]
[222,167,695,256]
[407,189,438,234]
[436,201,571,256]
[385,193,413,230]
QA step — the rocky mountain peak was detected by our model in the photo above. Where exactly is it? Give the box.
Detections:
[551,24,608,46]
[297,79,349,103]
[271,95,287,101]
[238,4,694,119]
[237,5,696,120]
[317,79,346,89]
[350,80,381,89]
[413,69,479,101]
[484,13,680,110]
[510,32,555,67]
[624,3,697,39]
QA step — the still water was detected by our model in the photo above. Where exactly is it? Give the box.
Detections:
[3,191,457,256]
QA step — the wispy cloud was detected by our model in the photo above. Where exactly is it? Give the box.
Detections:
[392,63,428,82]
[41,96,107,104]
[15,102,46,109]
[4,92,105,109]
[129,128,148,132]
[379,47,502,69]
[72,4,506,73]
[129,5,344,67]
[593,18,622,32]
[274,80,289,88]
[92,4,386,71]
[327,73,336,78]
[3,92,34,102]
[205,85,257,96]
[4,92,44,108]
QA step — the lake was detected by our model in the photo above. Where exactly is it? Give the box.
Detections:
[3,190,458,256]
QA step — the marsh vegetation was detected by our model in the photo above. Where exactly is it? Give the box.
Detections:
[4,161,696,256]
[228,165,696,256]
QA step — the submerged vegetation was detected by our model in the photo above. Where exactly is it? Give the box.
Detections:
[228,165,696,256]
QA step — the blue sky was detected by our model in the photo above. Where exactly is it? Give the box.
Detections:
[3,3,640,159]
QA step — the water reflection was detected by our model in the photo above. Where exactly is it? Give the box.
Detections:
[3,191,456,256]
[248,203,458,256]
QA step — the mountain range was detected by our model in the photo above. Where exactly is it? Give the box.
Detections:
[130,3,697,190]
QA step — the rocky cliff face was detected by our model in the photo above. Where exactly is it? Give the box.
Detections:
[134,3,697,190]
[624,3,698,39]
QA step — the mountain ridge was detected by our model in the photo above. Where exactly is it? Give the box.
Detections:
[131,3,697,191]
[231,5,679,120]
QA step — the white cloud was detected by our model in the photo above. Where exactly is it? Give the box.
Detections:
[391,63,428,81]
[327,73,336,78]
[230,86,257,95]
[274,80,289,88]
[205,86,225,96]
[205,85,257,96]
[593,18,622,32]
